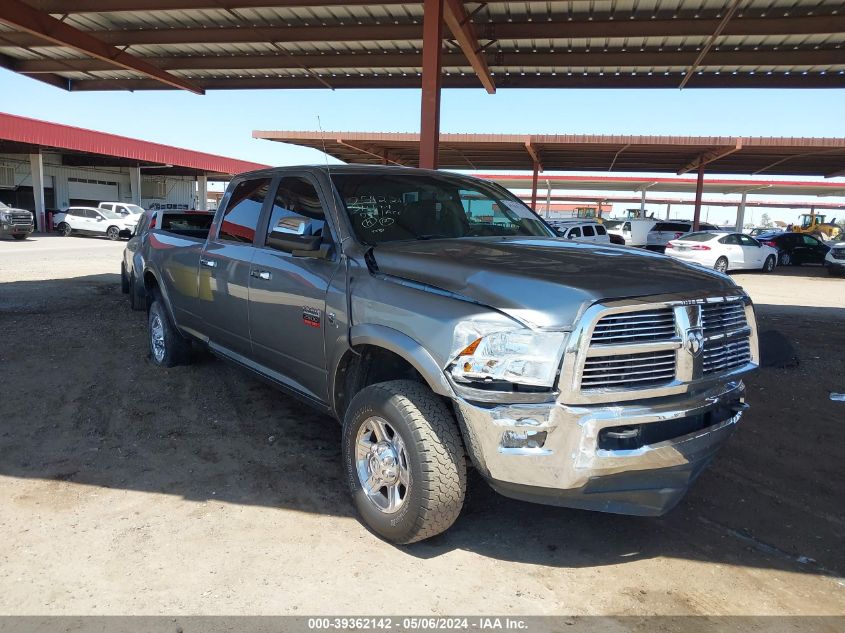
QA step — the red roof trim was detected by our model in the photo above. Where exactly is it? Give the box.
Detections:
[0,112,268,175]
[473,173,845,189]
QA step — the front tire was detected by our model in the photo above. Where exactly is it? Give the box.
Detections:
[58,222,72,237]
[714,257,729,273]
[780,252,791,266]
[12,234,26,241]
[106,225,120,241]
[342,380,466,544]
[148,293,191,367]
[762,255,776,273]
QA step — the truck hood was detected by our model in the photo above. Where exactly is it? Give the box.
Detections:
[370,237,741,328]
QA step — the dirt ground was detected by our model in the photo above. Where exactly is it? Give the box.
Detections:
[0,235,843,616]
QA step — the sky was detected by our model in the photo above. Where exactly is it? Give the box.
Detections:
[2,68,845,224]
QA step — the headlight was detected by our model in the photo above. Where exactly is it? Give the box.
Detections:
[0,213,9,223]
[448,321,567,388]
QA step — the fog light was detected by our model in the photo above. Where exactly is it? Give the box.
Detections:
[501,430,547,449]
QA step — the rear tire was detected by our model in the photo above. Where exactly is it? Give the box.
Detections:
[342,380,466,544]
[762,255,776,273]
[147,292,191,367]
[106,225,120,241]
[58,222,71,237]
[120,262,130,293]
[714,257,729,273]
[129,274,145,311]
[780,252,791,266]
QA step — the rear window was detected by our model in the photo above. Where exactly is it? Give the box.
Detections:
[160,213,214,232]
[678,232,717,242]
[653,222,691,232]
[596,225,607,235]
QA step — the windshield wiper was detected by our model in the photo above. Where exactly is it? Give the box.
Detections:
[414,234,452,241]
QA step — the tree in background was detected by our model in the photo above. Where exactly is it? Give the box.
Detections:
[760,213,773,228]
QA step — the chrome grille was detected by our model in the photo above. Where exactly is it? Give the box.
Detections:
[10,213,32,225]
[703,339,752,375]
[581,350,676,390]
[590,308,675,345]
[832,248,845,261]
[702,301,747,338]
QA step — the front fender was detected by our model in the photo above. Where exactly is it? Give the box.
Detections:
[349,323,455,399]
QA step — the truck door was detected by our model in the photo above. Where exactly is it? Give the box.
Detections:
[198,176,271,357]
[248,174,340,403]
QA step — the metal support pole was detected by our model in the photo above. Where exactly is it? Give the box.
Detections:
[129,166,142,206]
[639,190,646,215]
[29,153,45,233]
[665,203,671,219]
[544,179,551,218]
[530,160,539,210]
[197,174,208,211]
[692,163,705,231]
[419,0,443,170]
[735,192,747,232]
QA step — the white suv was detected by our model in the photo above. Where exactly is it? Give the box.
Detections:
[825,239,845,276]
[53,206,138,240]
[646,220,720,252]
[551,221,610,244]
[99,202,145,220]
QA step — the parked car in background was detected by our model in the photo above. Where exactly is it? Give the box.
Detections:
[122,209,215,309]
[603,218,657,246]
[758,232,830,266]
[53,206,138,240]
[825,240,845,276]
[99,202,145,219]
[665,232,778,273]
[748,227,782,237]
[0,203,34,240]
[646,220,720,252]
[135,165,758,544]
[552,221,610,244]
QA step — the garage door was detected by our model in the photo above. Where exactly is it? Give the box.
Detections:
[68,179,118,202]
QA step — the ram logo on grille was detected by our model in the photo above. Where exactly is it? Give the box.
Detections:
[684,327,704,357]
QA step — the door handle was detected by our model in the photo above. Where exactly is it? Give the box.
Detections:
[250,269,271,280]
[200,258,217,268]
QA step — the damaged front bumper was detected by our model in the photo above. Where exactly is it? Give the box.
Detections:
[454,380,746,516]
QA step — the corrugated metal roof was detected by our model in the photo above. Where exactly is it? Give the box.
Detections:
[252,130,845,176]
[0,112,268,175]
[0,1,842,91]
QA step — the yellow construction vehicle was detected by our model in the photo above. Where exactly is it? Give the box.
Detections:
[791,211,842,242]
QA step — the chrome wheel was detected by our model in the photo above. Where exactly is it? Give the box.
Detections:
[150,313,166,363]
[715,257,728,273]
[781,252,791,266]
[764,256,775,272]
[355,416,410,514]
[59,223,71,237]
[107,226,120,240]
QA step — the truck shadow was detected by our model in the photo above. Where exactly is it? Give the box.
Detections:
[0,274,842,578]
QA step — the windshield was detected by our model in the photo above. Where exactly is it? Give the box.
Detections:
[124,204,144,215]
[331,173,554,245]
[99,210,123,219]
[603,220,625,230]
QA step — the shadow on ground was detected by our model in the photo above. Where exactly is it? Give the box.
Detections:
[0,274,843,577]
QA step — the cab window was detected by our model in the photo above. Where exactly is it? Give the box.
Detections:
[583,225,595,237]
[265,177,328,246]
[596,225,607,235]
[218,178,271,243]
[569,227,581,238]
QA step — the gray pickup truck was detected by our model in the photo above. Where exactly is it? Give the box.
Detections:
[134,166,758,543]
[0,203,34,240]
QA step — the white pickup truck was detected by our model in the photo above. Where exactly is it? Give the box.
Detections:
[602,218,657,247]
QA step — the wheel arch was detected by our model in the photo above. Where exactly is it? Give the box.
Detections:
[330,324,455,420]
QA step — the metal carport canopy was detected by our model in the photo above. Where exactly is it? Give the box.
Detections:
[252,131,845,177]
[1,1,843,93]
